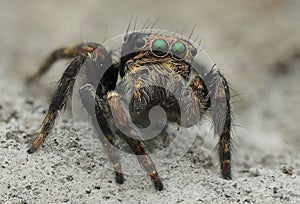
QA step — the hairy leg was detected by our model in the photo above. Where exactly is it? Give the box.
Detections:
[27,43,100,83]
[205,70,232,179]
[27,45,111,154]
[107,91,164,191]
[79,84,124,184]
[27,54,88,153]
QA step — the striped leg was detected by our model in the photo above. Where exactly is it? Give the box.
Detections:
[79,84,124,184]
[107,91,164,191]
[27,54,88,153]
[27,44,111,154]
[206,70,232,179]
[27,43,99,83]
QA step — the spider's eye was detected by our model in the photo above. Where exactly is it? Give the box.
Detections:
[171,41,187,59]
[136,37,145,48]
[191,47,197,57]
[151,38,169,57]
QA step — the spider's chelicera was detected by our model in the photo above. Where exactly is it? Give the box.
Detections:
[27,29,232,191]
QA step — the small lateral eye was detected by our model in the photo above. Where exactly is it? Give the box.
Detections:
[136,37,145,48]
[171,41,187,59]
[191,47,197,57]
[151,38,169,57]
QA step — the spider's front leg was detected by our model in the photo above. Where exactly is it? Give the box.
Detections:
[79,85,163,190]
[188,70,232,179]
[27,43,100,83]
[79,84,124,184]
[107,91,164,191]
[205,70,232,179]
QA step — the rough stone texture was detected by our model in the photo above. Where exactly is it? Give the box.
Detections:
[0,0,299,203]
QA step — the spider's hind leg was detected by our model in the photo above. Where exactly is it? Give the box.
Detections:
[27,44,111,154]
[27,43,100,83]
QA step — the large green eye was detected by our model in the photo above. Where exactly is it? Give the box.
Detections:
[171,41,187,59]
[151,38,169,56]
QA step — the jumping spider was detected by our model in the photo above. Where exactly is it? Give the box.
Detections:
[27,30,232,191]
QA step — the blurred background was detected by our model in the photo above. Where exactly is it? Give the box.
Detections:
[0,0,299,202]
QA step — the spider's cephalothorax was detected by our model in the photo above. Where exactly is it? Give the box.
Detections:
[27,30,232,191]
